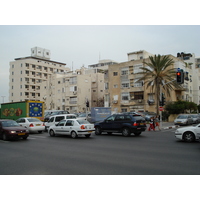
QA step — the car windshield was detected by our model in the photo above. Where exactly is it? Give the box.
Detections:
[1,121,20,127]
[177,115,187,119]
[27,118,41,122]
[190,115,197,118]
[77,119,90,124]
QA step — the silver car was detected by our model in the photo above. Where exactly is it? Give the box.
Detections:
[174,114,193,126]
[189,114,200,124]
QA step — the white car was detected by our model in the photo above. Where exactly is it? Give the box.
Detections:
[16,117,45,133]
[175,124,200,142]
[48,119,95,139]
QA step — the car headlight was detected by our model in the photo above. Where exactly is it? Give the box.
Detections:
[10,131,16,133]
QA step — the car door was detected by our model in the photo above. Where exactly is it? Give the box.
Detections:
[101,115,116,131]
[63,120,74,135]
[53,120,66,134]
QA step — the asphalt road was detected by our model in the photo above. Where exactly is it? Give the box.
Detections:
[1,128,200,175]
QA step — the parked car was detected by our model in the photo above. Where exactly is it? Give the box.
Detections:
[189,114,200,124]
[45,114,77,131]
[48,119,95,138]
[174,114,193,126]
[0,119,29,141]
[175,124,200,142]
[144,112,156,121]
[77,112,91,122]
[16,117,45,133]
[94,113,146,137]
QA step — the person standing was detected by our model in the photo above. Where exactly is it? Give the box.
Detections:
[148,117,155,131]
[155,115,161,131]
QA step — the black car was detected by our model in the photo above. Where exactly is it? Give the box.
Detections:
[94,113,146,137]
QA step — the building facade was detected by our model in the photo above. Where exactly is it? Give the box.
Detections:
[104,51,193,113]
[9,47,69,103]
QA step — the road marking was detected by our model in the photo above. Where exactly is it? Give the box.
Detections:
[29,135,47,138]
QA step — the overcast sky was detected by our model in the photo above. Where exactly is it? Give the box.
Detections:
[0,1,199,104]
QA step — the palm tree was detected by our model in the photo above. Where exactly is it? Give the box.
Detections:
[137,54,181,115]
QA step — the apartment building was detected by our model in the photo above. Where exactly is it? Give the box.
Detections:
[9,47,69,103]
[43,67,105,113]
[104,50,193,113]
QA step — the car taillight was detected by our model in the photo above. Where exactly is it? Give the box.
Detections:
[133,122,139,126]
[42,123,45,126]
[80,125,85,129]
[29,123,34,127]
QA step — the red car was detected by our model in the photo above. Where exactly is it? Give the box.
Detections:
[0,119,29,141]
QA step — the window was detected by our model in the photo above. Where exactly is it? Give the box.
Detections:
[105,83,109,89]
[115,115,125,121]
[121,92,130,101]
[114,84,118,88]
[134,92,144,100]
[69,77,77,84]
[121,82,130,88]
[134,79,143,87]
[121,67,129,76]
[66,120,74,126]
[113,72,118,76]
[55,116,65,122]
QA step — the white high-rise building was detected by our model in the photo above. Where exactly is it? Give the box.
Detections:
[9,47,69,103]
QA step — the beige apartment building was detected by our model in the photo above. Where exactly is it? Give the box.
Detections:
[43,67,105,113]
[104,50,193,113]
[9,47,70,103]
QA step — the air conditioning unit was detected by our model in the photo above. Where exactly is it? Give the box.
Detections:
[73,91,77,95]
[113,100,118,104]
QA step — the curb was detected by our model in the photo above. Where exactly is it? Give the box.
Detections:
[163,125,180,130]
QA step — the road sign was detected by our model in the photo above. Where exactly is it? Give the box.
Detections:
[159,106,164,111]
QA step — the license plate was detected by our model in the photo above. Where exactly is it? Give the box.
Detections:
[88,131,92,133]
[140,123,144,125]
[36,124,41,126]
[18,133,25,135]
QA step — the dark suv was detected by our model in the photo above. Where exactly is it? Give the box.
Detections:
[94,113,146,136]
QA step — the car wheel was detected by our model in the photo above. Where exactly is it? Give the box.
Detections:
[2,133,8,141]
[49,129,55,137]
[85,134,91,138]
[95,126,102,135]
[134,132,141,136]
[183,132,195,142]
[71,131,77,139]
[38,131,42,133]
[122,127,130,137]
[107,132,112,135]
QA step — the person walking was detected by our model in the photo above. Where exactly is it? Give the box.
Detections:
[155,115,161,131]
[148,117,155,131]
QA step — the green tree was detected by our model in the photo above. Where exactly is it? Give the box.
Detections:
[165,100,198,114]
[137,54,182,114]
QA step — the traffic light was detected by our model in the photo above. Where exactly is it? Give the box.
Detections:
[159,93,166,106]
[176,70,184,84]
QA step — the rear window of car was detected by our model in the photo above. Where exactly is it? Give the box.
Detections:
[27,118,41,122]
[77,120,90,124]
